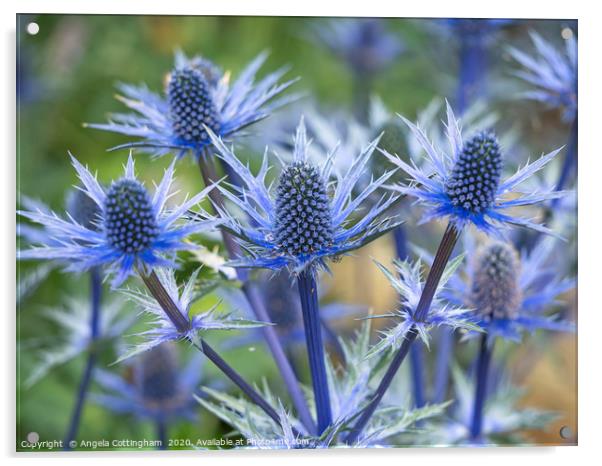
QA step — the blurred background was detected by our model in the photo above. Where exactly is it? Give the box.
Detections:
[16,15,576,450]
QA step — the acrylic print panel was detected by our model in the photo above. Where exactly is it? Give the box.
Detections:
[16,14,577,452]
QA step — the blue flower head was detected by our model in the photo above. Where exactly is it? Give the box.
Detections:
[509,30,577,122]
[93,342,203,423]
[18,155,219,287]
[383,102,565,235]
[364,256,480,358]
[87,51,298,158]
[311,18,404,76]
[209,117,401,274]
[118,268,268,361]
[447,236,575,342]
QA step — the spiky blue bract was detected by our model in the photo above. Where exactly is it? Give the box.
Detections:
[87,51,298,158]
[384,101,566,236]
[509,31,577,122]
[118,268,268,361]
[310,18,404,76]
[93,342,203,422]
[446,235,575,343]
[18,154,219,287]
[364,257,479,359]
[24,298,135,388]
[208,117,402,275]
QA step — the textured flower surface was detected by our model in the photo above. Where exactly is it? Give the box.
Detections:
[446,235,575,342]
[364,257,479,359]
[509,31,577,121]
[87,51,298,158]
[119,268,267,360]
[383,102,564,235]
[93,342,203,422]
[198,322,449,448]
[209,118,401,274]
[18,155,218,286]
[310,18,404,76]
[24,297,134,388]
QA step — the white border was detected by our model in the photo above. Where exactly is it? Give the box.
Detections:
[3,1,600,465]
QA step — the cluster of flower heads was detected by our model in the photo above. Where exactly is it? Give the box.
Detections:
[17,24,578,449]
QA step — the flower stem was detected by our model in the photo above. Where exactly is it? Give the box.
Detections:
[555,114,578,194]
[456,34,487,114]
[346,223,460,443]
[197,155,316,434]
[432,328,454,403]
[393,226,425,408]
[64,266,102,450]
[138,267,301,437]
[297,271,333,434]
[469,333,494,441]
[156,417,168,450]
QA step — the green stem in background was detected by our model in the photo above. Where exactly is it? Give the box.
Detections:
[197,154,316,434]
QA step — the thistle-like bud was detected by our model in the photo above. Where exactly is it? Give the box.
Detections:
[136,343,179,407]
[66,188,101,230]
[274,162,333,258]
[471,241,521,320]
[374,119,410,178]
[104,179,159,254]
[167,67,221,146]
[445,131,502,213]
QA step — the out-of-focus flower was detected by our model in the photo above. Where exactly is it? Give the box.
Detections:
[310,18,404,77]
[384,102,564,235]
[208,118,401,275]
[447,236,575,342]
[18,155,219,287]
[87,51,298,158]
[24,297,134,387]
[93,342,203,423]
[509,30,577,122]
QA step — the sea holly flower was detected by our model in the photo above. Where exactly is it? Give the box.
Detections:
[509,30,577,122]
[310,18,404,78]
[118,268,267,361]
[87,51,298,159]
[447,236,575,342]
[23,297,134,388]
[364,257,479,359]
[93,343,204,427]
[18,155,219,287]
[208,118,401,274]
[383,102,565,236]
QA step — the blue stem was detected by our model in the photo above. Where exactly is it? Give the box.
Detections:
[393,226,425,408]
[297,271,333,434]
[555,115,578,194]
[456,35,487,114]
[470,333,493,441]
[346,223,460,443]
[156,417,167,450]
[432,328,454,403]
[64,267,102,450]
